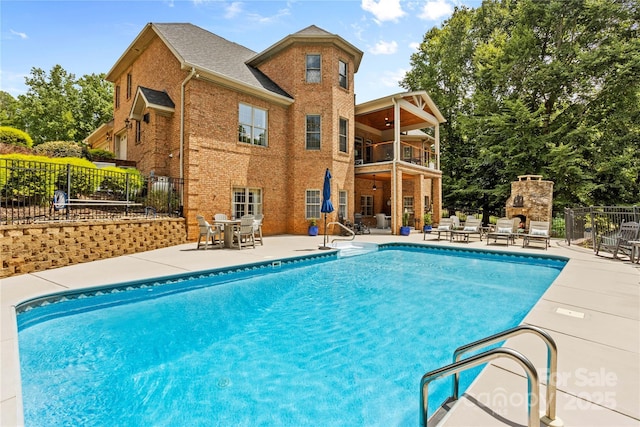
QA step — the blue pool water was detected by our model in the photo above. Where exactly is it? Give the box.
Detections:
[17,245,566,426]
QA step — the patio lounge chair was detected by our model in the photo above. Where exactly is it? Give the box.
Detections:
[432,218,454,241]
[486,219,515,247]
[232,215,256,249]
[522,221,551,250]
[596,221,639,259]
[196,215,223,249]
[450,217,483,243]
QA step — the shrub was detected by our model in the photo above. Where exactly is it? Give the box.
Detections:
[87,148,115,161]
[33,140,83,158]
[98,166,144,199]
[0,127,33,148]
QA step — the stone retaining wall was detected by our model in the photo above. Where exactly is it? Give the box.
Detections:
[1,218,187,278]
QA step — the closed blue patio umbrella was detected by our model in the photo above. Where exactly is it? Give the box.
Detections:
[320,168,334,249]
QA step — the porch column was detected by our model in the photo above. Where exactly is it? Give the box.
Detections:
[432,176,442,224]
[414,175,425,230]
[435,125,440,170]
[393,168,404,234]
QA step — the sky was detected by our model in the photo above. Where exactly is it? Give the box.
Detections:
[1,0,481,103]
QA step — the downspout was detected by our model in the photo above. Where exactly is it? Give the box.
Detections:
[180,68,197,184]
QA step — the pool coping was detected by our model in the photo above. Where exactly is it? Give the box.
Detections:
[2,233,639,426]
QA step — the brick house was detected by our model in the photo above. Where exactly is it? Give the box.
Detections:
[99,23,445,239]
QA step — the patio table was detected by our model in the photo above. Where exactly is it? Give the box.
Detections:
[213,219,241,248]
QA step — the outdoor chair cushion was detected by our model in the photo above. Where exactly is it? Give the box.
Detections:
[438,225,450,230]
[531,229,548,236]
[498,227,512,233]
[463,226,476,231]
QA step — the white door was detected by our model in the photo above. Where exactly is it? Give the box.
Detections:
[115,134,127,160]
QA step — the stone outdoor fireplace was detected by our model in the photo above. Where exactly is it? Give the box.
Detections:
[505,175,554,229]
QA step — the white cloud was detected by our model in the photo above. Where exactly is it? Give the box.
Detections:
[369,40,398,55]
[380,68,407,88]
[224,2,243,18]
[418,0,453,21]
[409,41,421,51]
[247,7,291,24]
[361,0,405,23]
[10,29,28,40]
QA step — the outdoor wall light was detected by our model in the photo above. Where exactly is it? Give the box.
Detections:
[372,174,377,191]
[124,118,132,129]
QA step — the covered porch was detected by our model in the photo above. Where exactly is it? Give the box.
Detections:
[353,91,445,234]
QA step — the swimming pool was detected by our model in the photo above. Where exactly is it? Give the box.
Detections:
[17,244,567,426]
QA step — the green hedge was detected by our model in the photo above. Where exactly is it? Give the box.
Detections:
[0,154,143,205]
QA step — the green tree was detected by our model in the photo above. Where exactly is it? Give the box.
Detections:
[15,65,113,146]
[402,0,640,214]
[0,91,19,127]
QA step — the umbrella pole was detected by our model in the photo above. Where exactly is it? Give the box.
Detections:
[323,214,327,247]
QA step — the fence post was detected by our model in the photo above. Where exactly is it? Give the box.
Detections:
[564,208,571,246]
[125,173,131,215]
[65,164,71,220]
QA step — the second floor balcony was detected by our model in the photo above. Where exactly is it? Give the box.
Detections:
[354,140,439,170]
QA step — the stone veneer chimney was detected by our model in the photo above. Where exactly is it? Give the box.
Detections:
[505,175,554,228]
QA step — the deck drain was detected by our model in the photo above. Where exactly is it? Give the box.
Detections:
[556,307,585,318]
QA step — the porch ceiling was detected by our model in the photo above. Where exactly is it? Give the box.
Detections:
[356,107,425,131]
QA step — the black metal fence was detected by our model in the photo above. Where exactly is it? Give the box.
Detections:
[564,206,640,250]
[1,159,184,225]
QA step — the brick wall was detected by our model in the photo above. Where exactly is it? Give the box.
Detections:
[1,218,187,278]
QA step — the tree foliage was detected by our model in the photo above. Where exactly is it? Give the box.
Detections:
[8,65,112,146]
[402,0,640,214]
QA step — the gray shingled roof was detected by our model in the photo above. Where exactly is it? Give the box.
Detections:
[139,87,175,108]
[152,23,292,99]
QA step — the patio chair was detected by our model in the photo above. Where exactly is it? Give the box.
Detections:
[232,215,256,249]
[432,217,454,241]
[196,215,223,249]
[253,213,264,246]
[339,214,355,235]
[214,213,228,231]
[596,221,639,259]
[450,217,483,243]
[522,221,551,250]
[486,218,515,247]
[354,213,370,234]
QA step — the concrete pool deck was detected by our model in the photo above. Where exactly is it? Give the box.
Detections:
[1,232,639,426]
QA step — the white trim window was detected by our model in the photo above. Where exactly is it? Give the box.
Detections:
[306,189,321,219]
[360,195,373,217]
[306,114,321,150]
[338,60,348,89]
[339,117,348,153]
[306,54,321,83]
[338,190,347,220]
[233,187,262,218]
[403,196,414,214]
[238,103,268,146]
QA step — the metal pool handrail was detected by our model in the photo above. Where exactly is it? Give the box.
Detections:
[452,324,561,426]
[420,347,540,427]
[327,221,356,243]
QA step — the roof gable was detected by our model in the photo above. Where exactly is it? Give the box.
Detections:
[107,23,292,102]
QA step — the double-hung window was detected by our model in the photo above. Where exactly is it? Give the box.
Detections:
[339,118,348,153]
[238,103,268,146]
[306,190,321,220]
[232,187,262,218]
[126,73,132,99]
[306,115,321,150]
[360,195,373,216]
[338,60,348,89]
[338,190,347,220]
[306,54,321,83]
